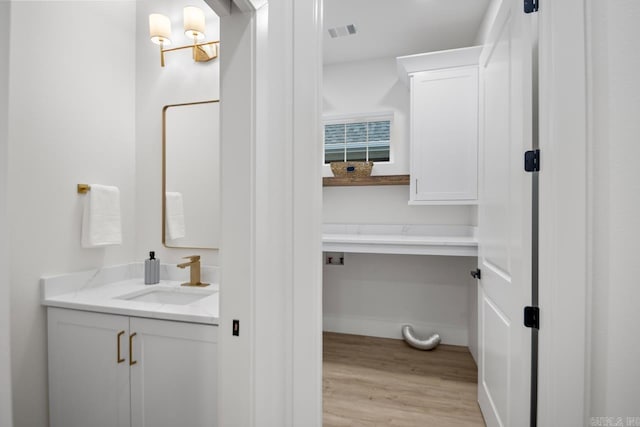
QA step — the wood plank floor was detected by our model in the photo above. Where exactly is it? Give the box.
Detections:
[323,332,485,427]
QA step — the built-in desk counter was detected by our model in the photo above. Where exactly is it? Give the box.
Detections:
[322,224,477,257]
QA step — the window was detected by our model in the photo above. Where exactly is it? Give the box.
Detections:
[323,113,392,164]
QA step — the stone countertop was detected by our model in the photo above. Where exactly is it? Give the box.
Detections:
[322,224,478,256]
[41,263,219,325]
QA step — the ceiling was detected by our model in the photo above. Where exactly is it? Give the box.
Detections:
[323,0,491,65]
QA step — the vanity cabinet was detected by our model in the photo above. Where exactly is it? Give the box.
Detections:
[398,46,481,205]
[130,316,217,427]
[47,308,217,427]
[48,308,130,427]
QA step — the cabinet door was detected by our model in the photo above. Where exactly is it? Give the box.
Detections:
[130,317,218,427]
[48,308,131,427]
[410,66,478,203]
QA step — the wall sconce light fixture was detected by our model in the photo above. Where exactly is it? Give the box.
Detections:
[149,7,219,67]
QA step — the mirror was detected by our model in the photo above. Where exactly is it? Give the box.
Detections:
[163,100,220,249]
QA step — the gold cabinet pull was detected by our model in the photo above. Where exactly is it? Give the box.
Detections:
[129,332,137,366]
[117,331,125,364]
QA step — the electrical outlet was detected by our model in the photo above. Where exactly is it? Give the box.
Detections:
[324,252,345,265]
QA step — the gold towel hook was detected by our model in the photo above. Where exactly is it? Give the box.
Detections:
[77,184,91,194]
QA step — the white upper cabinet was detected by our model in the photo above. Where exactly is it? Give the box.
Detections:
[398,47,481,205]
[410,66,478,203]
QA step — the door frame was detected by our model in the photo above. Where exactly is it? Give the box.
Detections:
[213,1,323,426]
[0,0,12,423]
[212,0,592,425]
[537,0,589,424]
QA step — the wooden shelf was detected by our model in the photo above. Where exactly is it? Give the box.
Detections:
[323,174,410,187]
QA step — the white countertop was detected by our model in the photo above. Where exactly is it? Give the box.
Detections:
[41,263,219,325]
[322,224,478,256]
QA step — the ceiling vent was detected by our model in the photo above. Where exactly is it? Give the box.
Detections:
[328,24,357,38]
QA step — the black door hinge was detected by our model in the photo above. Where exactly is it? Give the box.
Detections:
[524,306,540,329]
[470,268,481,280]
[524,149,540,172]
[524,0,539,13]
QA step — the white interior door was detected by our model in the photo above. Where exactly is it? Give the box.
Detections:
[477,0,534,425]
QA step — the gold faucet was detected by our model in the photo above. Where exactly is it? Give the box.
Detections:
[177,255,209,287]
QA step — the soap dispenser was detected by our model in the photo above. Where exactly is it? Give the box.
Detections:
[145,251,160,284]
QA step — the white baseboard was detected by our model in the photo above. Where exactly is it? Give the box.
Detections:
[323,314,468,346]
[468,343,478,365]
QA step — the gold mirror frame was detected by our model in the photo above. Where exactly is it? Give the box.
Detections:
[162,99,220,249]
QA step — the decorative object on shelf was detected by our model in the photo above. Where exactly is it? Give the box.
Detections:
[149,7,219,67]
[330,161,374,178]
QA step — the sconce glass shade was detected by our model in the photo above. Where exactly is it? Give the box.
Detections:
[183,6,205,41]
[149,14,172,45]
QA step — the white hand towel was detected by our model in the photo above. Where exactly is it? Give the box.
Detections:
[165,192,186,240]
[81,184,122,248]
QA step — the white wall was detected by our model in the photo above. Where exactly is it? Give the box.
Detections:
[7,2,136,426]
[588,0,640,417]
[323,57,478,347]
[323,57,409,177]
[322,58,476,226]
[324,186,475,225]
[324,254,476,345]
[4,2,219,425]
[0,2,13,425]
[135,0,220,265]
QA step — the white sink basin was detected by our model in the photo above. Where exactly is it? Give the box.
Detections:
[116,287,216,305]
